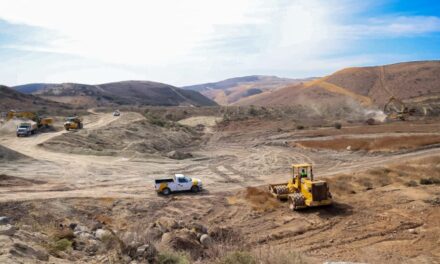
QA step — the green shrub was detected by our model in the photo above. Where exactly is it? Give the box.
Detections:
[158,251,190,264]
[218,251,256,264]
[48,238,72,254]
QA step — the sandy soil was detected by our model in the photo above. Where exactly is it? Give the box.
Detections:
[0,111,439,263]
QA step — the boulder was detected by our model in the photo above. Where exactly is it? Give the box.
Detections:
[94,229,112,240]
[0,224,16,236]
[166,150,193,160]
[200,234,212,247]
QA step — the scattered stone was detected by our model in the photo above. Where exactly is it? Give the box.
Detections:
[0,224,16,236]
[166,150,193,160]
[0,216,10,225]
[200,234,212,247]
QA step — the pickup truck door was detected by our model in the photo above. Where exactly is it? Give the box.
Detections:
[176,177,191,191]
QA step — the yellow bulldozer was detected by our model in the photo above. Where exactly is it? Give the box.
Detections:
[383,97,410,121]
[269,164,332,210]
[64,116,83,130]
[6,111,53,128]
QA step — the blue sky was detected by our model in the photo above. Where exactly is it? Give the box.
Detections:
[0,0,439,87]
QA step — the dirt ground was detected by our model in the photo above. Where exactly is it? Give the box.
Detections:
[0,111,439,263]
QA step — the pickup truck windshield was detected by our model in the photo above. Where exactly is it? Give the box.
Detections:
[19,126,29,129]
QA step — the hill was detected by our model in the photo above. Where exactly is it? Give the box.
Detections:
[0,85,65,112]
[182,75,313,105]
[237,61,440,110]
[14,81,217,107]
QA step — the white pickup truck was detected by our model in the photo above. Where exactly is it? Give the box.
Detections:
[154,174,203,195]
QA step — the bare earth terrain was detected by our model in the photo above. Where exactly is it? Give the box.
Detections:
[0,111,439,263]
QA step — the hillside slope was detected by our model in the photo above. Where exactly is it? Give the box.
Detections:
[237,61,440,109]
[0,85,64,112]
[182,75,312,105]
[14,81,217,107]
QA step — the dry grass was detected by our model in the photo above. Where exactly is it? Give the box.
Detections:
[329,156,440,196]
[296,135,440,152]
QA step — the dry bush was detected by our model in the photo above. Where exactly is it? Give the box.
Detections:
[253,248,308,264]
[217,251,256,264]
[158,250,190,264]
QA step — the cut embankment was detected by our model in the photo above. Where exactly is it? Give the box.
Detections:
[295,135,440,152]
[0,145,30,162]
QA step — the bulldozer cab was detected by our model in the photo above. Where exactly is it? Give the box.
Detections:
[292,164,313,181]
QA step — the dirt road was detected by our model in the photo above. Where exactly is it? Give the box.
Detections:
[1,112,440,202]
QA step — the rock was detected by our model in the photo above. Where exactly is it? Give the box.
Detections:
[408,229,418,234]
[94,229,111,240]
[346,146,352,151]
[0,216,10,225]
[160,229,202,259]
[75,231,94,240]
[200,234,212,247]
[191,223,208,234]
[10,242,49,261]
[0,224,16,236]
[135,243,157,262]
[74,225,90,233]
[156,217,180,232]
[166,150,193,160]
[122,255,132,263]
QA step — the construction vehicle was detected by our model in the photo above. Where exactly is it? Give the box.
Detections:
[383,97,410,121]
[154,174,203,195]
[269,164,332,210]
[16,122,38,137]
[6,111,53,128]
[64,116,83,130]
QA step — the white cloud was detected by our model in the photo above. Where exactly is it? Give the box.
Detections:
[0,0,439,86]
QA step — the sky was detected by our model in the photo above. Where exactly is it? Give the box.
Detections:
[0,0,439,87]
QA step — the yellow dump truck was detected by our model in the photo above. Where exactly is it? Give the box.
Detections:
[64,116,83,130]
[269,164,332,210]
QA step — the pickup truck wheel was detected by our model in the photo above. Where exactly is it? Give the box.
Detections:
[162,188,171,195]
[191,186,200,193]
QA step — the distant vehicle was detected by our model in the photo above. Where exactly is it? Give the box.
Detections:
[154,174,203,195]
[64,116,83,130]
[113,110,120,116]
[16,122,38,137]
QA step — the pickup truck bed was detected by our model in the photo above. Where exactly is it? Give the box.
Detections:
[155,178,174,184]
